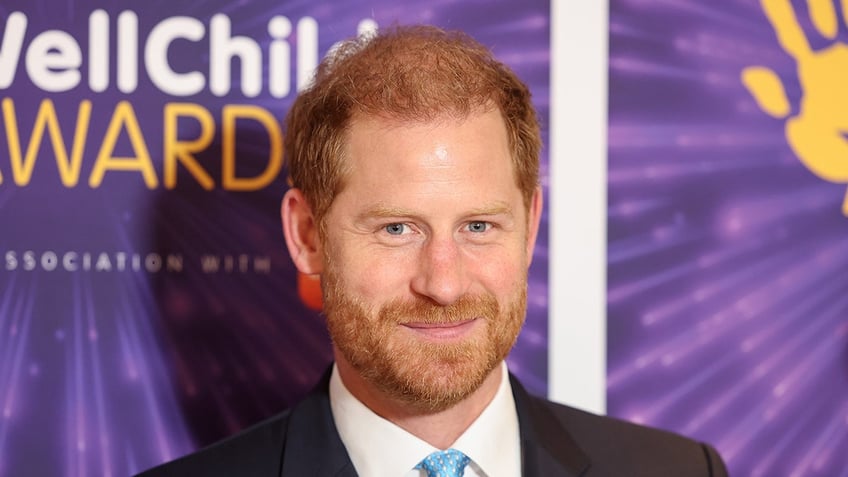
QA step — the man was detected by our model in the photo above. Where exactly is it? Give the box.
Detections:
[139,25,728,476]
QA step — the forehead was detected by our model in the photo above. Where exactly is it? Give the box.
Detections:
[342,109,512,177]
[329,109,522,219]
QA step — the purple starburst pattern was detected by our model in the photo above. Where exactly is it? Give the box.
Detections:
[0,1,549,475]
[608,1,848,476]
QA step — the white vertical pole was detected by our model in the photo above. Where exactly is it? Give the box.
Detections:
[548,0,608,414]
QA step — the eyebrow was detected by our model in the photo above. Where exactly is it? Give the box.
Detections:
[357,202,515,220]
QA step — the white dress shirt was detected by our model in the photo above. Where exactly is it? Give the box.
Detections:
[329,361,522,477]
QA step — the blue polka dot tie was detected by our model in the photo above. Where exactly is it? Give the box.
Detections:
[415,448,471,477]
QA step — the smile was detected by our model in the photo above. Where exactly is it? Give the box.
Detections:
[400,318,480,340]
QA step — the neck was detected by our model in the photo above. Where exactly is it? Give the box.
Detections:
[335,352,503,449]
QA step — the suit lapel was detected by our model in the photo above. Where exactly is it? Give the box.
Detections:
[280,371,358,477]
[510,375,591,477]
[279,369,591,477]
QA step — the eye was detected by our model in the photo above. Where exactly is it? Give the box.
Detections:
[467,221,491,233]
[384,223,407,235]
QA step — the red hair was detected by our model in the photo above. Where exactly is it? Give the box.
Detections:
[285,25,541,224]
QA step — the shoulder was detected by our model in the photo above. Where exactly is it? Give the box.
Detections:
[507,374,728,477]
[134,410,291,477]
[532,396,727,477]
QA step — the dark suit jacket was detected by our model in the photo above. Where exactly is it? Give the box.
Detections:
[137,372,728,476]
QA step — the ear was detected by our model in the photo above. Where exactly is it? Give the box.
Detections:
[281,188,324,274]
[525,186,544,265]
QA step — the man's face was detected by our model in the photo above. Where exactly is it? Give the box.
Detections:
[319,109,540,412]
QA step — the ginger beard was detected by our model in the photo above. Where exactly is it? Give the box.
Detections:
[322,265,528,413]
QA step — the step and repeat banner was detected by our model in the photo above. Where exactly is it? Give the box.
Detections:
[3,0,846,476]
[0,1,550,475]
[608,0,848,476]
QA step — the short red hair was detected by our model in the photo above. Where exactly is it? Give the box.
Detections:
[285,25,540,224]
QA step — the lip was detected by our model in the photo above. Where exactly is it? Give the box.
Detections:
[401,318,479,340]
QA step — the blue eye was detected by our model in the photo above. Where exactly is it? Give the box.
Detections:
[385,223,406,235]
[468,221,490,233]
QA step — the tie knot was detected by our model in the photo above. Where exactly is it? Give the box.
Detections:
[416,449,471,477]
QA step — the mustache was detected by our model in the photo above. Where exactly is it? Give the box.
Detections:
[378,294,500,324]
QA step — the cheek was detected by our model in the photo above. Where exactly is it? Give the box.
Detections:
[465,248,527,290]
[332,245,417,299]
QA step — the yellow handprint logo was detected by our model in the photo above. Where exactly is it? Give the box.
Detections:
[742,0,848,215]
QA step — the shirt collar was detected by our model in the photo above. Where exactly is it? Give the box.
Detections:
[453,361,521,477]
[329,362,520,477]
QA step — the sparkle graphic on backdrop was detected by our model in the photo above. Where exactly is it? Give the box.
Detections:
[0,1,550,476]
[608,1,848,476]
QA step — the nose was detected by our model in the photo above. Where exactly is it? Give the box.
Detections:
[410,235,470,306]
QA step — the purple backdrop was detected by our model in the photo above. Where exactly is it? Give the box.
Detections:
[608,1,848,476]
[0,1,550,475]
